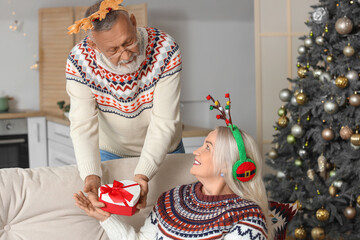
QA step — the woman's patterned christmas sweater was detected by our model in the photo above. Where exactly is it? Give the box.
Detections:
[101,182,268,240]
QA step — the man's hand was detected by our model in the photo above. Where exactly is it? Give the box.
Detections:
[133,174,149,211]
[74,191,110,222]
[84,175,105,208]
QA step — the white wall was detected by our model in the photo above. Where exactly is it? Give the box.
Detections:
[0,0,256,137]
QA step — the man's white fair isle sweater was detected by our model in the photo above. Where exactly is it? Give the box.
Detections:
[65,27,182,180]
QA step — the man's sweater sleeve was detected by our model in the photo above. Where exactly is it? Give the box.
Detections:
[100,211,158,240]
[66,59,102,180]
[134,46,182,180]
[134,70,181,179]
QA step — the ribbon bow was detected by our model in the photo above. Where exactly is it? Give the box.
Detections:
[100,180,134,204]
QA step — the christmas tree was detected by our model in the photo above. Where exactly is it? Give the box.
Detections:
[265,0,360,239]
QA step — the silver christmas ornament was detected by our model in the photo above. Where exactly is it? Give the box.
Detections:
[299,149,308,159]
[319,72,331,84]
[277,171,285,178]
[333,180,343,188]
[343,45,355,57]
[324,100,339,114]
[279,89,292,102]
[304,38,313,48]
[335,17,353,35]
[315,36,325,45]
[291,124,304,138]
[349,93,360,107]
[297,45,307,55]
[346,70,359,81]
[291,96,299,106]
[313,69,323,79]
[312,7,329,24]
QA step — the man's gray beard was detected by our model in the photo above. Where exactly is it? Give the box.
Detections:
[96,50,145,75]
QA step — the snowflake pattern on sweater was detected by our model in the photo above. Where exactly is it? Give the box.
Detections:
[152,182,268,240]
[65,27,182,118]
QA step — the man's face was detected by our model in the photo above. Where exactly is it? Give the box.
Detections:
[91,14,139,66]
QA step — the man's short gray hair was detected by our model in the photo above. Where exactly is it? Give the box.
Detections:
[85,1,130,32]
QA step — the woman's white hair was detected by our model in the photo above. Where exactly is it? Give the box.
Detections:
[213,126,274,239]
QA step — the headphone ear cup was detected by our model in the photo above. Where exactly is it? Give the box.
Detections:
[232,159,256,182]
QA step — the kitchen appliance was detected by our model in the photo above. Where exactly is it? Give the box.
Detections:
[0,118,29,168]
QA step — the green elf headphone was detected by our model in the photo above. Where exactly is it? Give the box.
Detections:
[206,93,257,182]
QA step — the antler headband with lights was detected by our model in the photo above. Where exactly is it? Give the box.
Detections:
[206,93,257,182]
[67,0,128,35]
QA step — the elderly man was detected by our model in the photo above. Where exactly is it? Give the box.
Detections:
[65,0,183,212]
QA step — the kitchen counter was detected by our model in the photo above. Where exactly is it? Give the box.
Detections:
[0,111,45,119]
[0,111,211,138]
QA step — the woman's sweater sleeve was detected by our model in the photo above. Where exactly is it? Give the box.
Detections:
[100,211,158,240]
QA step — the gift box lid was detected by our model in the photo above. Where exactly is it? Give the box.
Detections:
[98,180,140,207]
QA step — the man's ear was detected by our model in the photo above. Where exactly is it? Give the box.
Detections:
[130,13,137,29]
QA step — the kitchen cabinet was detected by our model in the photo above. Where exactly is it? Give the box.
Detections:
[27,117,48,168]
[47,121,76,167]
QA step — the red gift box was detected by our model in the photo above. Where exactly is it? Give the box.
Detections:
[98,180,140,216]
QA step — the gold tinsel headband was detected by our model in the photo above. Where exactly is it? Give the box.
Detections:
[67,0,128,35]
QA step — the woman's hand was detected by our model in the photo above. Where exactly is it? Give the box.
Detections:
[74,191,111,222]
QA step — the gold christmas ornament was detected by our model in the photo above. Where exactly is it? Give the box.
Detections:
[329,185,337,197]
[311,226,325,240]
[297,67,308,78]
[340,126,353,140]
[296,92,308,105]
[318,154,326,179]
[278,116,289,128]
[295,226,307,239]
[268,149,278,160]
[326,55,333,63]
[357,195,360,206]
[335,76,349,88]
[344,205,356,219]
[316,207,330,221]
[307,169,315,181]
[343,44,355,57]
[350,130,360,146]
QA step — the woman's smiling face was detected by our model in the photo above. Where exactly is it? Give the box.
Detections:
[190,130,217,179]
